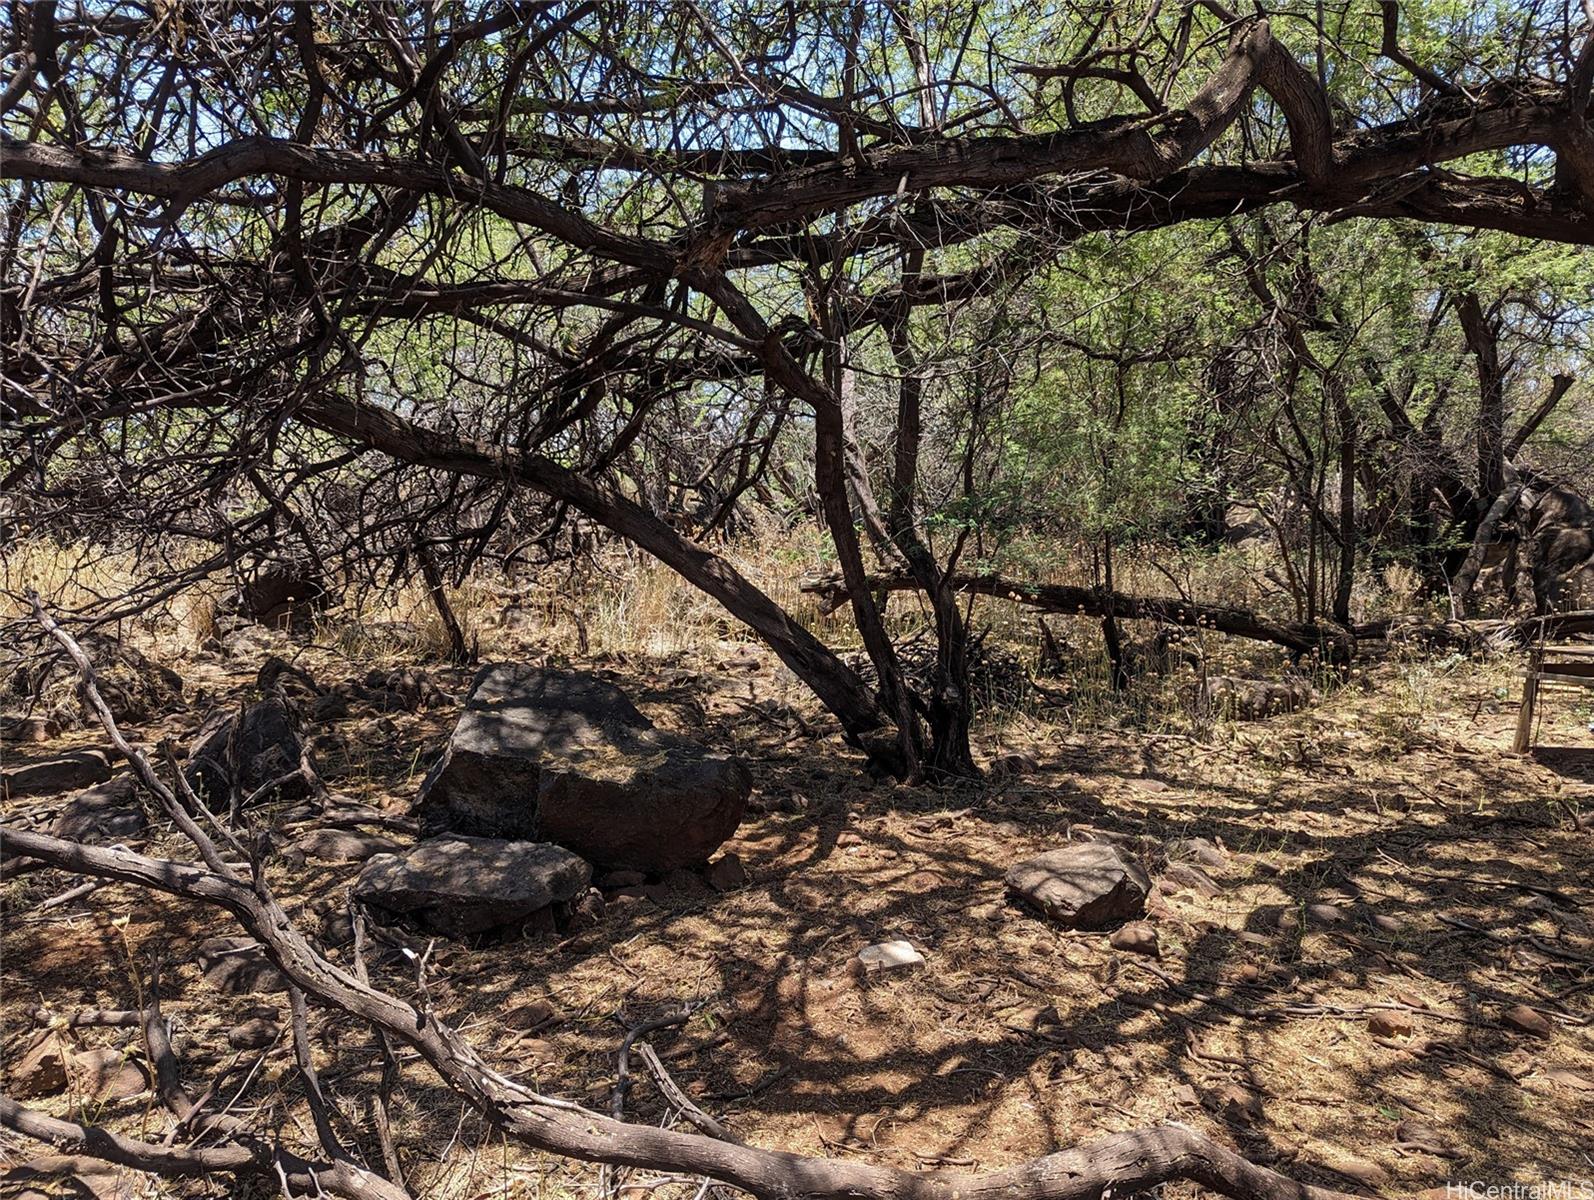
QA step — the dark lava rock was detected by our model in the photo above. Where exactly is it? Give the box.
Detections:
[354,835,592,937]
[415,664,750,871]
[186,699,308,808]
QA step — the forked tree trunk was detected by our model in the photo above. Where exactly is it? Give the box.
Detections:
[298,394,898,762]
[881,259,978,779]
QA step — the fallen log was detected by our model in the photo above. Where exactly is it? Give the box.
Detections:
[802,573,1594,657]
[802,571,1353,655]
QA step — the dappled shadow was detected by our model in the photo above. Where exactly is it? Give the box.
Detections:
[5,638,1592,1199]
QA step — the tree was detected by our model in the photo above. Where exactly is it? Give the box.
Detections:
[5,0,1594,774]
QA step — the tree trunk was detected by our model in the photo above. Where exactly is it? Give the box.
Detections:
[415,540,472,665]
[1101,537,1130,691]
[1457,289,1506,509]
[881,253,978,778]
[1331,373,1356,625]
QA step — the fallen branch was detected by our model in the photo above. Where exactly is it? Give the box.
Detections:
[801,571,1351,655]
[637,1041,745,1145]
[802,573,1594,657]
[0,1096,407,1200]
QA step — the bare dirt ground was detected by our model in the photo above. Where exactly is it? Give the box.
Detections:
[4,622,1593,1200]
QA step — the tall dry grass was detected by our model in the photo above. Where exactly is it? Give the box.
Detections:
[2,525,1517,743]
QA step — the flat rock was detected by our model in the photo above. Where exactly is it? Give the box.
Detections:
[1006,843,1150,930]
[856,940,925,973]
[415,664,750,870]
[2,749,113,799]
[197,936,287,994]
[293,827,402,863]
[354,835,592,937]
[52,773,146,843]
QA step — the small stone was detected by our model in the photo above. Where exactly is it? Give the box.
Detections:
[354,836,592,938]
[504,1000,560,1031]
[0,715,57,743]
[227,1018,279,1050]
[705,853,747,892]
[1538,1068,1593,1090]
[989,753,1038,779]
[568,888,605,930]
[1367,912,1405,933]
[519,1038,557,1064]
[415,664,750,870]
[1210,1082,1263,1125]
[1004,1004,1061,1031]
[1167,837,1228,870]
[52,773,145,843]
[311,692,351,722]
[856,940,925,974]
[293,828,402,863]
[1368,1010,1414,1038]
[197,937,287,994]
[320,910,354,948]
[1501,1004,1554,1038]
[1304,903,1346,928]
[523,907,559,937]
[1006,843,1150,930]
[1108,921,1160,957]
[73,1048,149,1101]
[1394,1118,1459,1158]
[1161,862,1223,898]
[1333,1157,1390,1187]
